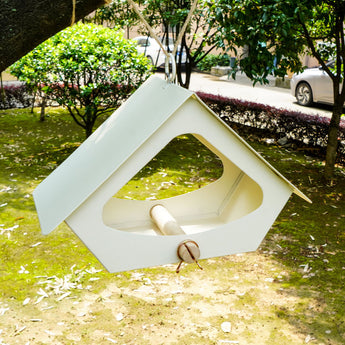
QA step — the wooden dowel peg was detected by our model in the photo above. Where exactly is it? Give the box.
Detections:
[150,205,202,273]
[150,204,185,236]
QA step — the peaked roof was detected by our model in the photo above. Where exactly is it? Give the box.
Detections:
[33,75,310,235]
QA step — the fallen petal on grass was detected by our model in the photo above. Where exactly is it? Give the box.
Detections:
[221,321,232,333]
[22,298,30,306]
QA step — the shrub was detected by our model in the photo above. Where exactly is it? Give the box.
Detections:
[0,84,32,109]
[10,23,153,137]
[197,92,345,163]
[196,54,231,72]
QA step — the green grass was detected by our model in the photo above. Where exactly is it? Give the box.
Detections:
[1,106,345,344]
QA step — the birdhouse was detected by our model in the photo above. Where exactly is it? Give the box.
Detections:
[33,75,310,273]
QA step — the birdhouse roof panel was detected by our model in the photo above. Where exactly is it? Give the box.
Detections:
[33,76,193,234]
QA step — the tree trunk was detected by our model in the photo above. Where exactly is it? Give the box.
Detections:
[40,96,47,122]
[0,0,108,73]
[85,125,93,138]
[0,73,5,104]
[324,102,342,180]
[177,61,192,89]
[176,37,193,89]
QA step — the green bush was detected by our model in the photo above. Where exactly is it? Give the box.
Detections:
[0,84,32,109]
[196,54,231,72]
[10,23,153,137]
[197,91,345,164]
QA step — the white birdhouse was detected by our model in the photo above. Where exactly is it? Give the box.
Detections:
[33,75,310,273]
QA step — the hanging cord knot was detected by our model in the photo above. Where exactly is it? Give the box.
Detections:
[176,240,203,273]
[165,53,176,83]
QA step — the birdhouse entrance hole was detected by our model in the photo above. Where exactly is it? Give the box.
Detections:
[102,134,263,236]
[115,134,223,200]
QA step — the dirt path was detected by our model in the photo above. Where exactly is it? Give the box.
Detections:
[0,251,318,345]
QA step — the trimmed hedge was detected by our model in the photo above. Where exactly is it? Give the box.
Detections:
[196,54,231,72]
[0,84,32,109]
[2,82,345,163]
[197,92,345,163]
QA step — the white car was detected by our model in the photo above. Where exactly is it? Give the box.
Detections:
[132,36,186,67]
[291,61,336,106]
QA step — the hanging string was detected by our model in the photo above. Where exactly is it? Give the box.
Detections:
[172,0,198,57]
[127,0,199,59]
[127,0,169,57]
[71,0,76,26]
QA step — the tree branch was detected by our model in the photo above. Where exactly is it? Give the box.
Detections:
[297,13,335,82]
[0,0,108,72]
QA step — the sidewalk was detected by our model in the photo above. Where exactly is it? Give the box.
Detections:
[210,68,282,87]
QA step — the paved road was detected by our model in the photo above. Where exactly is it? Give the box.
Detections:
[4,71,333,119]
[187,72,333,119]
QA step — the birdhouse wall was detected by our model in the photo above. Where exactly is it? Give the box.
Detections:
[65,95,294,272]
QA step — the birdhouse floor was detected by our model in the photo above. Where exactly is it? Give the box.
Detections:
[106,217,226,236]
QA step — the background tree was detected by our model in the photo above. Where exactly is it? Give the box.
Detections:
[92,0,225,89]
[90,0,138,28]
[9,42,52,119]
[11,23,152,137]
[212,0,345,179]
[0,0,110,73]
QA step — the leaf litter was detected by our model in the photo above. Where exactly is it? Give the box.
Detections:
[31,265,103,305]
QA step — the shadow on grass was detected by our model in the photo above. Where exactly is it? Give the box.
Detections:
[255,140,345,343]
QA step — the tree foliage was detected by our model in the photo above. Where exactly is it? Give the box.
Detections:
[212,0,345,179]
[210,0,310,83]
[10,23,152,137]
[89,0,138,28]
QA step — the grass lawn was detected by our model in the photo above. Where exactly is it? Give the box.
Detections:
[0,107,344,344]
